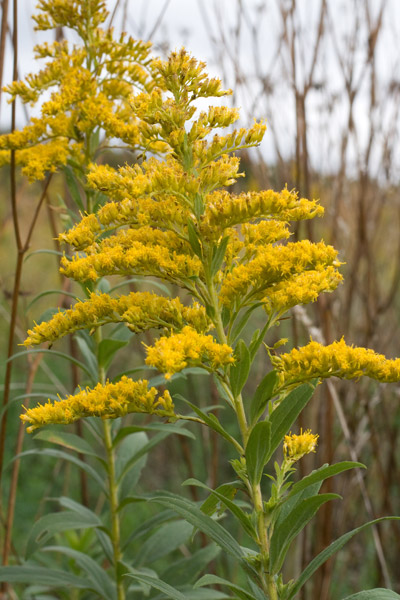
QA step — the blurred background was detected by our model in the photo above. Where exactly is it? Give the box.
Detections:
[1,1,400,598]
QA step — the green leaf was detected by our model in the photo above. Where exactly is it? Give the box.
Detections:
[288,461,365,499]
[43,546,116,599]
[15,449,106,491]
[230,304,263,344]
[286,517,400,599]
[183,478,256,539]
[148,492,245,561]
[187,219,203,257]
[109,278,171,295]
[74,333,98,382]
[211,236,229,277]
[116,432,148,499]
[64,165,84,212]
[230,340,251,397]
[26,511,102,558]
[174,394,242,453]
[0,395,51,420]
[268,382,316,463]
[35,308,60,326]
[113,423,195,447]
[199,482,238,517]
[174,590,232,600]
[33,430,101,459]
[246,421,271,486]
[7,349,93,379]
[341,591,400,600]
[25,289,79,313]
[125,573,187,600]
[97,277,111,293]
[123,509,177,548]
[138,520,193,565]
[24,249,67,262]
[161,543,220,587]
[98,338,129,371]
[250,371,278,425]
[270,493,341,573]
[57,497,106,529]
[248,319,271,361]
[112,365,155,381]
[195,574,255,600]
[275,481,322,533]
[0,566,90,588]
[117,430,174,485]
[194,193,204,218]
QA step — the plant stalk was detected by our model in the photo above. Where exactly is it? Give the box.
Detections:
[252,483,279,599]
[103,419,125,600]
[94,327,124,600]
[205,271,279,598]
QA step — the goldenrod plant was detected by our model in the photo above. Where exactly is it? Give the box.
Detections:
[1,1,400,599]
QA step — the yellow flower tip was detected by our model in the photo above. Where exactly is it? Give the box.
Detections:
[283,428,319,461]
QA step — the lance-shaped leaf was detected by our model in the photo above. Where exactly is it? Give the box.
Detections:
[0,566,91,589]
[250,370,278,425]
[341,591,400,600]
[125,573,187,600]
[267,382,316,463]
[195,574,258,600]
[286,517,400,599]
[184,478,256,539]
[270,493,341,574]
[25,510,103,558]
[148,491,245,562]
[43,546,116,599]
[230,340,251,397]
[245,421,271,486]
[287,461,365,500]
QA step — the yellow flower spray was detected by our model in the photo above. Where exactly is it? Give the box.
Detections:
[2,1,400,598]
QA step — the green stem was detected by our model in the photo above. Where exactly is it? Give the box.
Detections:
[252,483,279,600]
[94,328,125,600]
[206,274,249,444]
[103,419,125,600]
[204,254,278,597]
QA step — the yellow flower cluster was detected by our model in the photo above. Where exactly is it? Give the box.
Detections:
[283,429,319,461]
[273,338,400,387]
[63,191,191,244]
[0,1,156,180]
[60,243,202,284]
[242,220,291,255]
[20,377,175,433]
[0,139,71,181]
[262,266,343,314]
[33,0,108,32]
[145,326,234,379]
[83,227,190,257]
[201,188,324,236]
[24,292,210,346]
[219,240,340,308]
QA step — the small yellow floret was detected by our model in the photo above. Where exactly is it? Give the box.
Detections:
[283,429,319,461]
